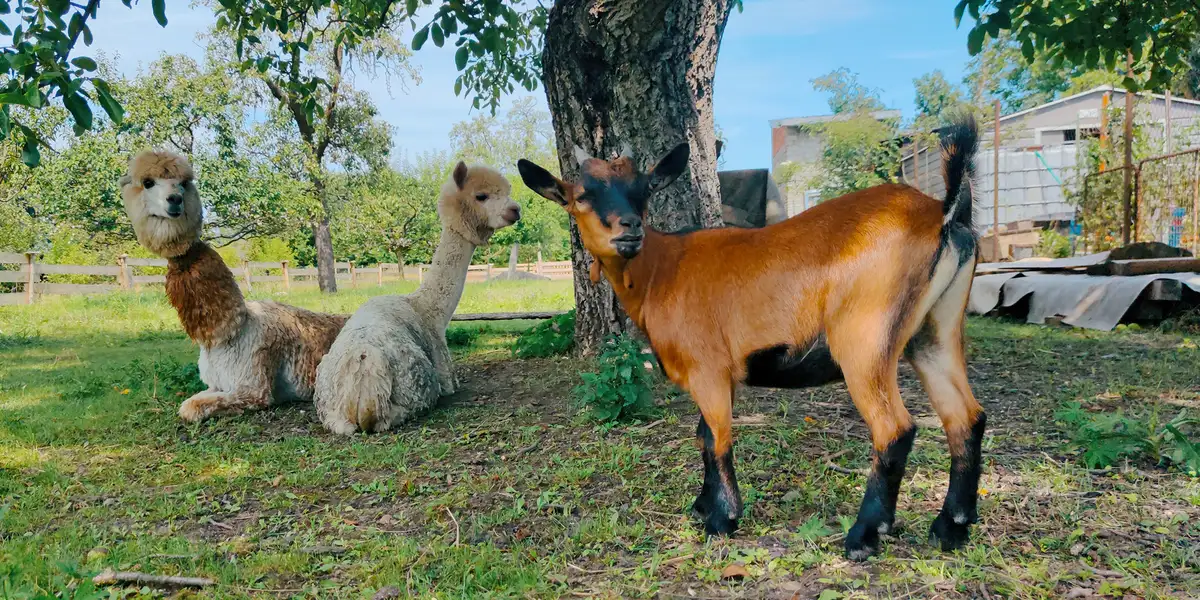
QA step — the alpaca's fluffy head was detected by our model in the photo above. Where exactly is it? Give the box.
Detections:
[119,151,203,257]
[439,162,520,245]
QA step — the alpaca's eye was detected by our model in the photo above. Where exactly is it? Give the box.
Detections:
[475,192,488,202]
[142,178,155,189]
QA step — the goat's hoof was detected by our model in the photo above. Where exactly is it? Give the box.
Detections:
[928,511,972,551]
[844,521,883,561]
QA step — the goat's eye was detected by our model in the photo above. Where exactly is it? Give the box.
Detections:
[475,192,488,202]
[182,179,193,188]
[142,178,155,189]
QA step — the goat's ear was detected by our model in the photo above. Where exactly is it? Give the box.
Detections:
[517,159,569,206]
[648,142,690,193]
[453,161,469,190]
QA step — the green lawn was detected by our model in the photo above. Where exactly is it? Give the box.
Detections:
[1,283,1198,598]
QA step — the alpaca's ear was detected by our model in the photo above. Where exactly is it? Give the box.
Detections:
[517,159,569,206]
[453,161,469,190]
[118,174,132,189]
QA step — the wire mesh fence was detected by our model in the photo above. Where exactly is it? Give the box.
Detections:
[1135,148,1200,253]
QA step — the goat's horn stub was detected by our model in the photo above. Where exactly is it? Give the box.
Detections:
[572,145,592,166]
[619,142,634,160]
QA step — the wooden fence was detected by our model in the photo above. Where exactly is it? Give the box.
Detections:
[0,252,573,306]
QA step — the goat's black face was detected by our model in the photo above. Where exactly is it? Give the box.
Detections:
[517,142,690,261]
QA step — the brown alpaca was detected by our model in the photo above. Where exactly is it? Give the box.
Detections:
[119,151,347,422]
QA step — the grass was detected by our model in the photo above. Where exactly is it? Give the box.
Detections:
[1,284,1199,598]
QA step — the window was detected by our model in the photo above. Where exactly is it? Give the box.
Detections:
[1063,129,1077,142]
[804,190,821,210]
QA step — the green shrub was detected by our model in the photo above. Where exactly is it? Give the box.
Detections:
[573,333,658,424]
[119,357,205,400]
[446,326,481,348]
[1035,230,1072,258]
[1056,402,1200,475]
[512,309,575,358]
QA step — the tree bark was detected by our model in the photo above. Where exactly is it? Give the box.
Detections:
[542,0,733,355]
[312,179,338,292]
[394,246,407,280]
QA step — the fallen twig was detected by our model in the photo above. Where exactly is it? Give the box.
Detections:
[825,461,864,475]
[445,507,460,547]
[298,545,346,556]
[93,569,213,588]
[567,553,696,575]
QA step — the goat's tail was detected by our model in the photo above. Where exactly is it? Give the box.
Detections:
[939,116,979,231]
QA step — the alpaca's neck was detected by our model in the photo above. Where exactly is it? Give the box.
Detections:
[165,241,248,348]
[411,225,478,330]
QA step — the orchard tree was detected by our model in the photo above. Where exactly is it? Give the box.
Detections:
[956,1,1198,93]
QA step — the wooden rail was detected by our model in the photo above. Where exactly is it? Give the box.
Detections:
[0,252,573,305]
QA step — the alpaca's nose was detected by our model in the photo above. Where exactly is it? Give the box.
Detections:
[505,205,521,223]
[166,194,183,206]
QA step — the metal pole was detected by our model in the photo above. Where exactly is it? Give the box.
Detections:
[1193,153,1200,255]
[1100,92,1110,172]
[993,100,1001,261]
[1122,52,1135,246]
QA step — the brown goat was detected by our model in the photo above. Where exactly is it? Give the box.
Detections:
[517,119,985,560]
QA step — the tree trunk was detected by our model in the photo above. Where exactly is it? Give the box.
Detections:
[543,0,733,355]
[394,246,407,281]
[312,179,338,293]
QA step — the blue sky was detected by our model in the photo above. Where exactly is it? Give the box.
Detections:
[80,0,973,171]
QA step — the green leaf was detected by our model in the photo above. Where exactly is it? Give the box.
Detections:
[63,91,92,130]
[441,14,457,34]
[0,19,10,35]
[953,0,967,27]
[432,23,444,47]
[151,0,167,27]
[1021,37,1034,62]
[0,0,9,14]
[20,136,40,167]
[94,80,124,124]
[71,56,98,71]
[411,26,429,50]
[405,0,417,16]
[455,45,469,70]
[453,77,462,96]
[0,107,9,138]
[967,26,985,55]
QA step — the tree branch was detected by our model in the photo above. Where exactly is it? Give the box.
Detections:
[314,41,344,161]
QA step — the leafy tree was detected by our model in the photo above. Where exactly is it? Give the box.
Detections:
[813,67,886,114]
[330,161,440,269]
[956,0,1198,93]
[1,0,544,164]
[913,70,967,126]
[803,69,901,200]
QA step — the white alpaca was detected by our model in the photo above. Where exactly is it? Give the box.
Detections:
[119,151,347,423]
[315,162,520,434]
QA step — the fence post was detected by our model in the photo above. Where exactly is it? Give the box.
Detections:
[486,264,493,281]
[536,249,543,275]
[24,251,38,304]
[242,260,253,293]
[418,265,424,284]
[378,264,384,286]
[280,260,290,292]
[349,263,357,288]
[117,254,129,291]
